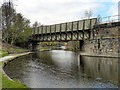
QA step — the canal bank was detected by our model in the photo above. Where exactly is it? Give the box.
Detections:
[3,50,118,88]
[0,52,32,89]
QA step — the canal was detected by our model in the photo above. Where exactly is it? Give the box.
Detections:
[3,50,118,88]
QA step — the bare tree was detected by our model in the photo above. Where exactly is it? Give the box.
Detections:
[82,9,93,19]
[1,1,16,43]
[33,21,41,34]
[33,21,38,28]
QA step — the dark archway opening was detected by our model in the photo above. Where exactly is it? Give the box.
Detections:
[79,40,84,51]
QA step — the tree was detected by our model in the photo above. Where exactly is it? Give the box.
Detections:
[9,13,32,45]
[97,14,101,24]
[33,21,41,34]
[1,1,32,46]
[33,21,38,28]
[0,8,2,40]
[1,1,16,43]
[82,9,93,19]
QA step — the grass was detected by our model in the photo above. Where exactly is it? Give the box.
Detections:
[5,47,29,54]
[39,46,60,51]
[40,47,51,51]
[0,60,30,89]
[2,72,29,88]
[0,42,31,89]
[0,50,9,58]
[0,42,30,58]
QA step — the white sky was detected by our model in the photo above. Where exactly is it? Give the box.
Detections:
[0,0,119,25]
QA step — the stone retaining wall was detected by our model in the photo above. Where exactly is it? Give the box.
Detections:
[83,22,120,57]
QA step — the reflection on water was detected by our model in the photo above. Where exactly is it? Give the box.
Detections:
[3,50,118,88]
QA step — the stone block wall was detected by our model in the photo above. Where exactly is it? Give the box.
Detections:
[83,23,120,55]
[83,38,119,53]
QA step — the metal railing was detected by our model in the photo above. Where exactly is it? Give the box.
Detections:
[97,15,120,24]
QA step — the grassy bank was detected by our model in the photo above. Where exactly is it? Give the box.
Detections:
[0,50,9,58]
[40,47,50,51]
[39,46,58,51]
[0,42,31,89]
[0,53,31,89]
[0,62,29,89]
[0,42,30,58]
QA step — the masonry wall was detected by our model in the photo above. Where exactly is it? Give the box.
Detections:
[83,23,120,56]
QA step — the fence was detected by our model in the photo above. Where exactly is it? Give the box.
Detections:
[97,15,120,24]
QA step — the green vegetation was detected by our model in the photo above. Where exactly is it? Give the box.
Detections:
[4,47,29,54]
[39,42,60,51]
[0,47,29,58]
[0,52,32,89]
[0,47,8,57]
[0,62,30,88]
[2,73,29,88]
[39,46,56,51]
[1,1,32,46]
[66,41,80,52]
[40,47,50,51]
[0,42,30,58]
[0,47,8,58]
[0,51,9,58]
[65,46,75,51]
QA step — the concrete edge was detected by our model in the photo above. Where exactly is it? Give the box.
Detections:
[79,52,120,58]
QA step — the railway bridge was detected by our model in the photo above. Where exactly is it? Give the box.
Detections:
[32,18,97,42]
[30,15,120,51]
[31,18,97,50]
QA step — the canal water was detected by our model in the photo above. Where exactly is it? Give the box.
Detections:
[3,50,118,88]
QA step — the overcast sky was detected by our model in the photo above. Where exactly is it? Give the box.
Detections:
[1,0,119,25]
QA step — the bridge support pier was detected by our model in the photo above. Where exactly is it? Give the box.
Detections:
[79,40,84,51]
[32,41,40,51]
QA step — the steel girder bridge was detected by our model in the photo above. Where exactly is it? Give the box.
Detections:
[31,18,97,42]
